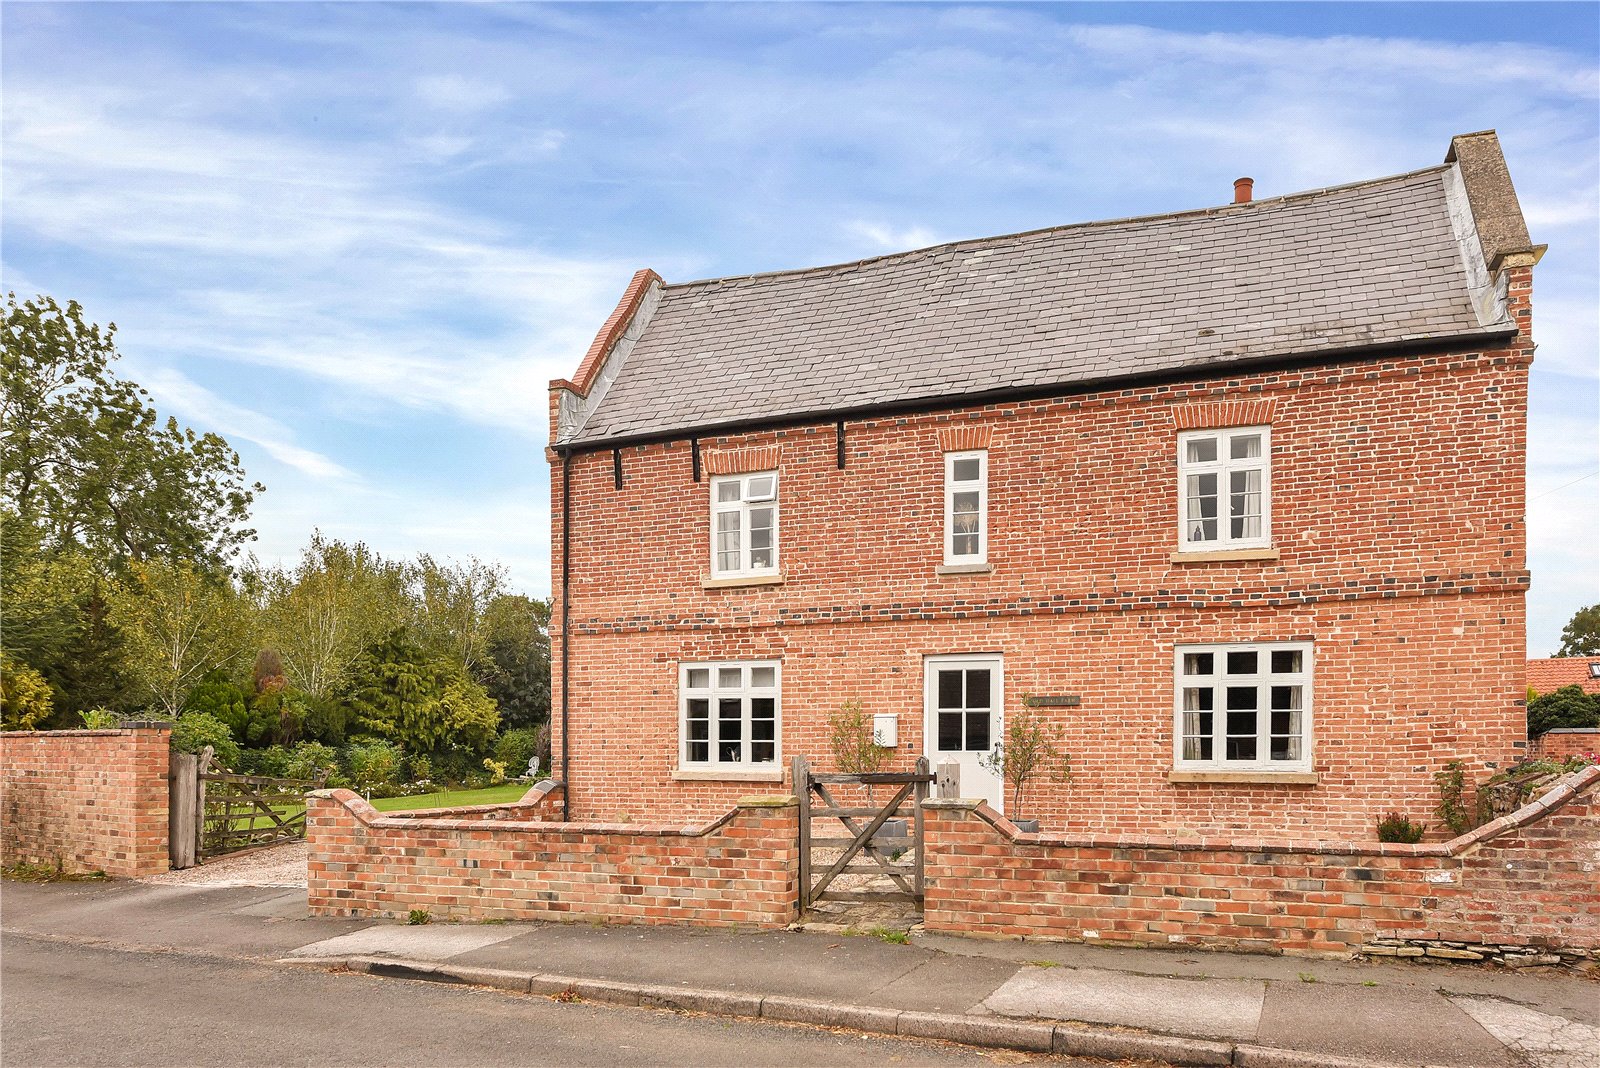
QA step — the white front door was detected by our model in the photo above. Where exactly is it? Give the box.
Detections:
[924,655,1004,811]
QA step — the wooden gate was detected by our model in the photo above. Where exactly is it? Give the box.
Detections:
[791,755,933,910]
[168,746,325,865]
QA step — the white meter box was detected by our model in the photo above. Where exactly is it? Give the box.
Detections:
[872,713,898,748]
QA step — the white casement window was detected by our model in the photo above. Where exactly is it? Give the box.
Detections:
[944,451,988,564]
[710,471,779,577]
[1177,427,1271,550]
[1174,642,1312,772]
[680,662,780,768]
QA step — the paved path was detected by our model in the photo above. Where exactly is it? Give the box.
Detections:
[4,879,1596,1068]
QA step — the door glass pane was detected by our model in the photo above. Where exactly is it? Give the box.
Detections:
[937,671,962,710]
[965,669,991,709]
[938,711,963,751]
[953,457,982,482]
[1226,651,1258,675]
[966,710,991,752]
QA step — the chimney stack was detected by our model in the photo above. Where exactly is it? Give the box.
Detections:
[1233,177,1254,204]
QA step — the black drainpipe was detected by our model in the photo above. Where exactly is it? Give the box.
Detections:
[559,449,572,821]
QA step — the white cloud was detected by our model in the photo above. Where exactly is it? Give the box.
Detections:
[842,220,944,254]
[414,74,510,114]
[137,366,356,483]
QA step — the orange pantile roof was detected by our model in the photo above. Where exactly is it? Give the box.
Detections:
[1528,657,1600,695]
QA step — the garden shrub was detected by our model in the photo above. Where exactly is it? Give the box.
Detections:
[237,745,292,778]
[345,739,402,791]
[1527,685,1600,738]
[1375,811,1427,843]
[170,711,241,769]
[494,728,541,778]
[285,741,340,784]
[185,672,273,748]
[1,654,54,731]
[79,708,123,729]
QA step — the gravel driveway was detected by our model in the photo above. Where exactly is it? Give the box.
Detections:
[142,841,308,888]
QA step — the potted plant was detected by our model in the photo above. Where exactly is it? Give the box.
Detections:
[979,705,1072,832]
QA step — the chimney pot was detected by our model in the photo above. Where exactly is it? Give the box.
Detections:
[1234,177,1254,204]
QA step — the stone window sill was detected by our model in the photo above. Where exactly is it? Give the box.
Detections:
[701,572,785,590]
[935,562,994,576]
[1168,770,1319,785]
[672,768,785,783]
[1170,548,1281,564]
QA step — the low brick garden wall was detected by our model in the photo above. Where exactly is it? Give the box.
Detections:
[1530,728,1599,762]
[923,765,1600,961]
[1,724,172,877]
[307,789,800,928]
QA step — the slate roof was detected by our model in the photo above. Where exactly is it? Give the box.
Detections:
[1528,658,1600,696]
[568,165,1513,445]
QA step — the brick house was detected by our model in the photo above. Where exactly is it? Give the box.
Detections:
[546,130,1541,840]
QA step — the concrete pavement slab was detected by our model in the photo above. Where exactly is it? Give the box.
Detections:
[1255,981,1519,1067]
[855,954,1020,1013]
[1450,996,1600,1068]
[982,964,1265,1040]
[287,925,522,961]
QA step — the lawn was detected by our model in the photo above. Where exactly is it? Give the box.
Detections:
[368,783,532,812]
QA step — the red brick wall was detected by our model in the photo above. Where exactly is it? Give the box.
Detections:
[1,726,172,877]
[1529,730,1600,762]
[306,789,799,928]
[550,309,1532,835]
[922,765,1600,957]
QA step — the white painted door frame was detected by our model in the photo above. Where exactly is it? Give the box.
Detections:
[923,653,1004,811]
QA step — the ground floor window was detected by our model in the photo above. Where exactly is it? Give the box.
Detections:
[680,661,780,768]
[1174,642,1311,772]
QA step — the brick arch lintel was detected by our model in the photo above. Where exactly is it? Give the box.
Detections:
[1170,398,1280,430]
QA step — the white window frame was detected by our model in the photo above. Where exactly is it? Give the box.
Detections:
[709,471,779,578]
[1173,641,1313,773]
[679,661,781,770]
[943,450,988,565]
[1176,426,1272,551]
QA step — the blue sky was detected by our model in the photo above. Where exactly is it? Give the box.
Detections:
[4,2,1596,653]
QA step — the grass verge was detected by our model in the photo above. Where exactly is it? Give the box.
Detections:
[369,783,530,812]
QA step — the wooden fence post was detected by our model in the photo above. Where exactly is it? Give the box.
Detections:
[194,746,214,858]
[913,756,929,899]
[167,753,198,869]
[791,753,811,909]
[936,759,961,799]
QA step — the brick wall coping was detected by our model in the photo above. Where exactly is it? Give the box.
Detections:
[2,723,172,738]
[312,789,795,837]
[1540,728,1600,736]
[925,764,1600,858]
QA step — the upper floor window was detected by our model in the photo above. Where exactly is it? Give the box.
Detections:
[711,471,778,577]
[1174,641,1311,772]
[1177,427,1271,551]
[944,450,988,565]
[681,661,780,768]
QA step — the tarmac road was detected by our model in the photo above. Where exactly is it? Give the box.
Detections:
[0,934,1113,1067]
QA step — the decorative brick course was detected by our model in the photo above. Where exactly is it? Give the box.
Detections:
[922,765,1600,958]
[703,445,783,476]
[306,789,800,928]
[1,726,172,877]
[1169,399,1281,430]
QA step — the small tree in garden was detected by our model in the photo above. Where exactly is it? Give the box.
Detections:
[979,705,1072,823]
[828,700,887,801]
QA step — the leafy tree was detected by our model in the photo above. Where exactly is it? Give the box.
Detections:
[184,671,272,747]
[2,293,262,570]
[476,594,551,730]
[109,560,251,718]
[256,533,407,700]
[1527,684,1600,738]
[1,654,54,730]
[344,629,500,755]
[1556,604,1600,657]
[408,555,506,673]
[169,711,241,769]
